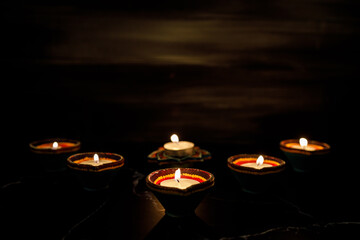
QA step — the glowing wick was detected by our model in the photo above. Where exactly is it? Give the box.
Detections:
[175,168,181,183]
[52,142,58,150]
[93,154,100,164]
[299,138,308,149]
[256,155,264,166]
[171,134,179,143]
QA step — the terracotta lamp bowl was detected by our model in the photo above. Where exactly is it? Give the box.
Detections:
[146,168,215,217]
[280,139,330,173]
[67,152,124,191]
[30,138,81,172]
[227,154,286,194]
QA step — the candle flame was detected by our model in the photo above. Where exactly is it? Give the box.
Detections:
[171,134,179,143]
[256,155,264,166]
[299,138,308,148]
[94,154,99,164]
[52,141,58,150]
[175,168,181,182]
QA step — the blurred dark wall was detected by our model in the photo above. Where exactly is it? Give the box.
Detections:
[1,1,358,171]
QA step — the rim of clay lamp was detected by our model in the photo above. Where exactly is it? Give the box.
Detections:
[227,154,286,175]
[146,168,215,196]
[30,138,81,154]
[280,139,331,155]
[67,152,125,172]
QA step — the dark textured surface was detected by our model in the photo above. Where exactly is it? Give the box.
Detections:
[2,143,360,239]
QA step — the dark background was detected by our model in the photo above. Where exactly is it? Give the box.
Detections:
[1,0,359,239]
[2,0,358,173]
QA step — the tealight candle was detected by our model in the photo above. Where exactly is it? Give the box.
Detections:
[67,152,125,191]
[146,168,215,217]
[280,138,330,172]
[163,134,195,158]
[228,154,286,193]
[29,138,81,172]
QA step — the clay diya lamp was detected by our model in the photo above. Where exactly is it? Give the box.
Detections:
[147,146,211,168]
[227,154,286,194]
[280,138,331,173]
[67,152,124,191]
[147,134,212,169]
[146,168,215,217]
[29,138,81,172]
[148,134,211,170]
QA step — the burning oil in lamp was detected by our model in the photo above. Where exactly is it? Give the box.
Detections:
[227,154,286,194]
[280,138,330,172]
[67,152,124,191]
[29,138,81,172]
[159,168,200,189]
[146,168,215,217]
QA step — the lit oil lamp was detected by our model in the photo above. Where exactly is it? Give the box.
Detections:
[159,168,200,189]
[280,138,330,172]
[227,154,286,194]
[29,138,81,172]
[146,168,215,217]
[67,152,125,191]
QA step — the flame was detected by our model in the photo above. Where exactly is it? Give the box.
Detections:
[256,155,264,166]
[94,153,100,164]
[52,141,58,150]
[175,168,181,182]
[171,134,179,143]
[299,138,308,148]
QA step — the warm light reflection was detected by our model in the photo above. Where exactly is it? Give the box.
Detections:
[52,142,58,150]
[300,138,308,148]
[94,154,100,164]
[175,168,181,182]
[256,155,264,166]
[171,134,179,143]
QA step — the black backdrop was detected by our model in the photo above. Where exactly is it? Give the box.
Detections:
[2,0,358,178]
